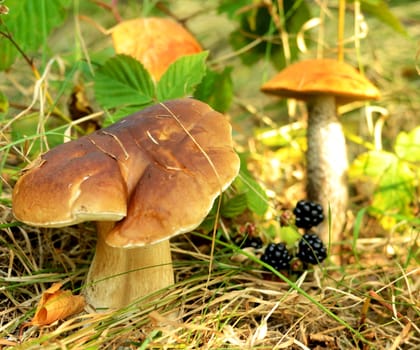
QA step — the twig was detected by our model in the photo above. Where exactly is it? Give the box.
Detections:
[369,290,410,325]
[90,0,122,23]
[0,30,36,73]
[337,0,345,61]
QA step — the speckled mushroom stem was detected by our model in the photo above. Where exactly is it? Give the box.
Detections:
[306,95,348,244]
[85,222,174,310]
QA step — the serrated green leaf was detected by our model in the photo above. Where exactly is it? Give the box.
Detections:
[233,170,269,216]
[394,126,420,162]
[101,105,148,127]
[221,193,248,218]
[0,0,71,70]
[194,67,233,113]
[349,150,397,180]
[156,52,208,101]
[371,159,414,229]
[349,150,415,196]
[94,54,155,110]
[349,148,416,229]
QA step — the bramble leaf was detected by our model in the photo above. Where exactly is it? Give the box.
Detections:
[94,54,155,110]
[157,52,208,101]
[221,193,248,218]
[194,66,233,113]
[233,169,269,216]
[394,126,420,163]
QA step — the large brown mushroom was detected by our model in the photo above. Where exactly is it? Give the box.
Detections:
[261,59,380,244]
[111,17,202,80]
[12,98,240,310]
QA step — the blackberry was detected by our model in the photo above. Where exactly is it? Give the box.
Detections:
[293,200,324,229]
[261,243,293,271]
[297,233,327,264]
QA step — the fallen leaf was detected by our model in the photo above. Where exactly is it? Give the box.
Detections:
[29,283,85,326]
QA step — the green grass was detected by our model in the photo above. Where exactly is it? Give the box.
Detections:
[1,1,419,349]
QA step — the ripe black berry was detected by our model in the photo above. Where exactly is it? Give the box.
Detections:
[261,243,293,270]
[297,233,327,264]
[293,200,324,229]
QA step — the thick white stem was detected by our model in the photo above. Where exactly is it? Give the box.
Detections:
[306,95,348,244]
[85,222,174,310]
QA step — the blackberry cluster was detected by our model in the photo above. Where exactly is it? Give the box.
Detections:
[297,233,327,264]
[261,243,293,271]
[293,200,324,229]
[238,201,328,274]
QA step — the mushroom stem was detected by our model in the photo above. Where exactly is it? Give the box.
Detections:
[306,95,348,244]
[85,222,174,310]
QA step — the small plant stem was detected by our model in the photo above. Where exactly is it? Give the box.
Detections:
[267,0,291,66]
[0,30,84,134]
[369,290,410,325]
[91,0,122,22]
[338,0,345,61]
[359,294,371,328]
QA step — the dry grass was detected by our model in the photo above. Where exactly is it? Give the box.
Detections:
[1,1,420,349]
[0,204,419,349]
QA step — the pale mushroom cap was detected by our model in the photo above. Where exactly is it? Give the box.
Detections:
[12,98,240,248]
[111,17,202,80]
[261,58,380,105]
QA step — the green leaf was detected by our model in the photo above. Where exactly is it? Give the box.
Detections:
[371,159,414,228]
[358,0,408,36]
[394,126,420,163]
[349,150,397,180]
[279,226,301,247]
[233,170,269,216]
[221,193,248,218]
[217,0,249,19]
[102,105,150,128]
[156,52,208,101]
[349,149,416,229]
[0,0,71,70]
[94,54,155,110]
[194,67,233,113]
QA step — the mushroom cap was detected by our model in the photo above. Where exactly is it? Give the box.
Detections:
[261,58,380,105]
[111,17,202,80]
[12,98,240,248]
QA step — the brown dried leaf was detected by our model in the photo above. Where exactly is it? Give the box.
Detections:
[30,283,85,326]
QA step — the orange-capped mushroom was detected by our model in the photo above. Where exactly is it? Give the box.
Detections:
[111,17,202,80]
[261,59,380,244]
